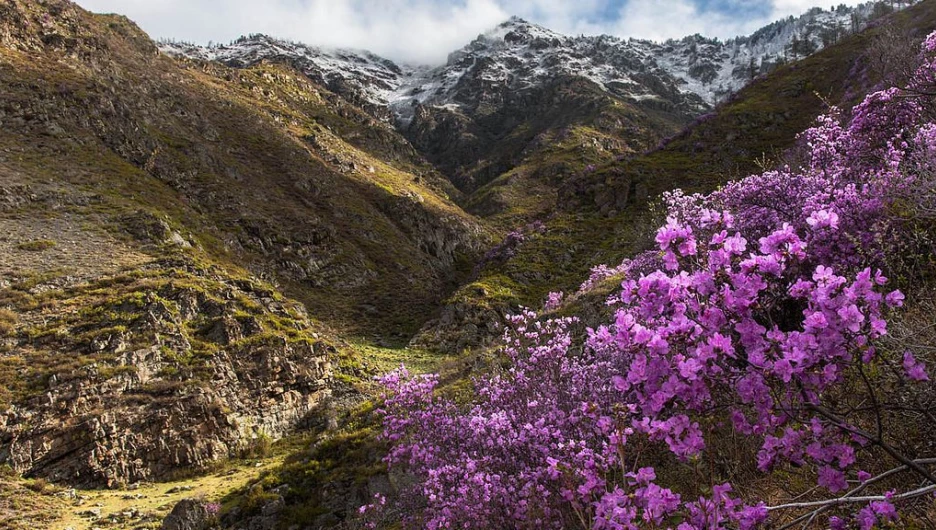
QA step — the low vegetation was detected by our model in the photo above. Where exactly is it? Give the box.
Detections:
[14,239,55,252]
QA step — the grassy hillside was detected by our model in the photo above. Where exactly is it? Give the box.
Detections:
[0,0,490,340]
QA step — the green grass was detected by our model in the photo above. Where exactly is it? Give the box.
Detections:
[347,340,454,378]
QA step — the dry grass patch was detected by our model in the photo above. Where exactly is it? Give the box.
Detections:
[0,310,16,337]
[14,240,55,252]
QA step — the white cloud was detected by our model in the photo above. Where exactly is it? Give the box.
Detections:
[73,0,874,64]
[75,0,510,64]
[580,0,872,42]
[599,0,752,42]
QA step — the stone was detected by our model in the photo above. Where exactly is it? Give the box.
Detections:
[261,496,284,516]
[161,499,209,530]
[168,231,191,248]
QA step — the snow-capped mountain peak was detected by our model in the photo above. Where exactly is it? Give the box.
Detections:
[476,16,567,47]
[159,1,917,123]
[161,34,413,117]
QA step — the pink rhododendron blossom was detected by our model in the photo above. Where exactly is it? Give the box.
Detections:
[370,30,936,530]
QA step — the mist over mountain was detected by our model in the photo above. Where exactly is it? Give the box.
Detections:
[162,1,900,118]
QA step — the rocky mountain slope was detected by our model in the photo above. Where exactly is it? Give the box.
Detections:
[1,0,489,338]
[0,0,483,491]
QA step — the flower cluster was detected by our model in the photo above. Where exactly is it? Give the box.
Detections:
[578,262,629,293]
[544,290,565,311]
[478,220,548,268]
[369,31,936,530]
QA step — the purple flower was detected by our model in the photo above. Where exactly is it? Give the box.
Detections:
[903,351,929,381]
[818,466,848,493]
[806,209,840,230]
[365,33,936,528]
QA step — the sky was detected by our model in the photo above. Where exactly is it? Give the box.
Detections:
[73,0,871,65]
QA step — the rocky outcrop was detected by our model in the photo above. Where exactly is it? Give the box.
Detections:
[122,210,192,248]
[162,499,211,530]
[0,261,334,488]
[411,297,506,354]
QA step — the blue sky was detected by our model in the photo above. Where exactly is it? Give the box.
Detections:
[74,0,869,64]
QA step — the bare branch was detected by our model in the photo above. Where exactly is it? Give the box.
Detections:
[769,484,936,512]
[774,459,936,529]
[808,404,936,485]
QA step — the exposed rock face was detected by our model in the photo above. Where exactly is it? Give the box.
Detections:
[0,343,329,487]
[0,261,333,488]
[162,499,210,530]
[411,298,505,354]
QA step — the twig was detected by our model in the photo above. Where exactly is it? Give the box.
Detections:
[769,484,936,512]
[808,404,936,485]
[857,363,883,441]
[775,459,936,530]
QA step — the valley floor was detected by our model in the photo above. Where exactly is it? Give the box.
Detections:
[1,454,284,530]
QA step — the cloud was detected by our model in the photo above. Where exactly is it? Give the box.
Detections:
[75,0,510,64]
[73,0,873,64]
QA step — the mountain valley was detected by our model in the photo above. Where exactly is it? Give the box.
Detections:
[2,0,936,528]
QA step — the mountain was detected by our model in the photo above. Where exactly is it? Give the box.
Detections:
[1,0,491,339]
[0,0,486,494]
[160,1,916,222]
[162,1,912,119]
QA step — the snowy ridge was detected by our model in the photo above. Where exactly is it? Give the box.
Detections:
[652,2,913,104]
[159,1,917,121]
[388,16,706,123]
[161,35,413,112]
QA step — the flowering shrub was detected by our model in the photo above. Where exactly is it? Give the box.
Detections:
[544,291,565,311]
[368,32,936,530]
[578,262,629,293]
[478,220,548,269]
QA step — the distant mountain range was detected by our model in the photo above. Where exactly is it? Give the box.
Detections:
[161,1,915,123]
